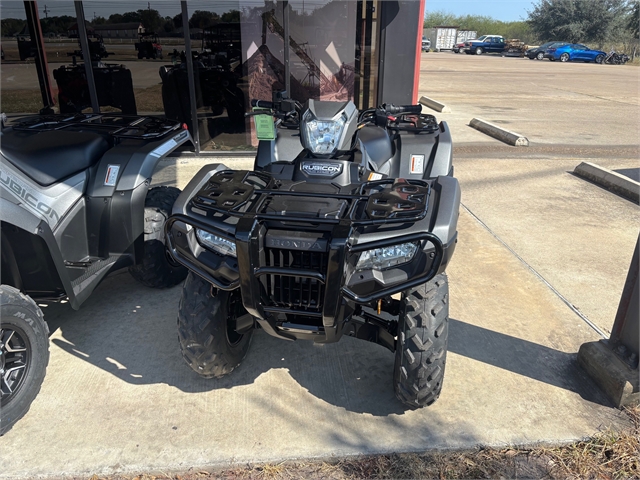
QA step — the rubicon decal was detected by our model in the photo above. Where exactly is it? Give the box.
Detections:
[0,168,60,223]
[301,161,343,177]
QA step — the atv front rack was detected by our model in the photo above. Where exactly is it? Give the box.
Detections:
[10,113,182,140]
[188,169,432,226]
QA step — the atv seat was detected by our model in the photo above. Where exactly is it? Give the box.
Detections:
[0,130,110,187]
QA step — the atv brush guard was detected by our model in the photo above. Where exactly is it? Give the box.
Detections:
[166,169,444,342]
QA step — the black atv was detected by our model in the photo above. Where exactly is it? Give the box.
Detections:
[167,97,460,408]
[0,114,192,434]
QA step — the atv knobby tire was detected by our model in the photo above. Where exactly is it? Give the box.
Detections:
[1,285,50,436]
[394,273,449,408]
[178,272,253,378]
[129,186,188,288]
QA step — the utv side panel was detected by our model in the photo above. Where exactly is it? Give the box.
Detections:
[0,158,86,231]
[53,197,89,265]
[1,198,75,305]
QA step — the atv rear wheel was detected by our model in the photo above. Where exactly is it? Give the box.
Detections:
[129,186,188,288]
[178,272,253,378]
[1,286,49,436]
[393,273,449,409]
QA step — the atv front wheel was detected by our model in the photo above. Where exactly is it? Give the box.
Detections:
[129,186,188,288]
[178,272,253,378]
[1,286,49,436]
[393,273,449,409]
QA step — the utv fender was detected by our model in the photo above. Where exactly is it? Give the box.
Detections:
[0,196,40,234]
[0,197,78,308]
[172,164,229,216]
[115,129,194,192]
[87,129,194,198]
[430,121,453,178]
[431,175,460,271]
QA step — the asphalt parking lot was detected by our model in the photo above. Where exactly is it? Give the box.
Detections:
[1,52,638,478]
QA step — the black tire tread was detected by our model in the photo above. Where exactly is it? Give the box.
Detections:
[394,273,449,409]
[177,273,252,378]
[129,186,188,288]
[0,285,49,436]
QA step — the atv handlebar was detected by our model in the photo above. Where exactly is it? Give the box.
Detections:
[251,99,274,109]
[384,104,422,115]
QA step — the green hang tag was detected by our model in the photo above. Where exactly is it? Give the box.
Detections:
[252,108,276,141]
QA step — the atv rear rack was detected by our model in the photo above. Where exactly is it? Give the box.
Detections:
[10,113,182,140]
[189,169,432,226]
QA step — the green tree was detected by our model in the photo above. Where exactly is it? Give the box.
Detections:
[172,13,184,29]
[424,12,534,42]
[139,8,163,32]
[189,10,220,29]
[107,13,124,24]
[162,16,175,34]
[527,0,628,46]
[1,18,26,37]
[628,1,639,38]
[221,10,241,23]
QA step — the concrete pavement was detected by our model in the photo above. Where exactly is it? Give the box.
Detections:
[1,153,633,478]
[1,53,639,479]
[418,52,639,147]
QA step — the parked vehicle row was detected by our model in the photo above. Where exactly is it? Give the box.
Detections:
[544,43,606,63]
[452,36,624,65]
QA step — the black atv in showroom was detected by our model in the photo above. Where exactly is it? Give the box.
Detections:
[0,114,191,434]
[167,97,460,408]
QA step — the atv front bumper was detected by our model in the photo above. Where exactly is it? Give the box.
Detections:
[166,167,460,344]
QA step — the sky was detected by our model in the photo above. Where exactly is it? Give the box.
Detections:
[424,0,536,22]
[1,0,537,22]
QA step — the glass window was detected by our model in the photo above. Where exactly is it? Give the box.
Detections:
[1,1,73,115]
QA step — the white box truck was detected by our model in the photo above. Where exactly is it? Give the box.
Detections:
[426,26,458,52]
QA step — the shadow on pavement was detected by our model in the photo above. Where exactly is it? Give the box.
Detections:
[43,272,610,419]
[449,318,611,407]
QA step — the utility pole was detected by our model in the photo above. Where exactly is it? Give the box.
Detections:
[148,2,151,11]
[43,4,49,18]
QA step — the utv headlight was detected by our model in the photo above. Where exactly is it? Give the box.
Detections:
[356,242,418,271]
[302,111,346,155]
[196,229,237,257]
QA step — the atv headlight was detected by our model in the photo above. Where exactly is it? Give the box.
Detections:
[356,242,418,271]
[196,229,237,257]
[302,111,346,155]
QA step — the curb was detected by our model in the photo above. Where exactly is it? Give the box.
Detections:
[419,96,451,113]
[469,118,529,146]
[573,161,640,203]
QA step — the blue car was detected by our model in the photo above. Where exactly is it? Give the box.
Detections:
[544,43,606,63]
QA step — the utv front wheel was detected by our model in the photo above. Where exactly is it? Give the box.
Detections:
[393,273,449,408]
[129,186,188,288]
[178,272,253,378]
[1,286,49,435]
